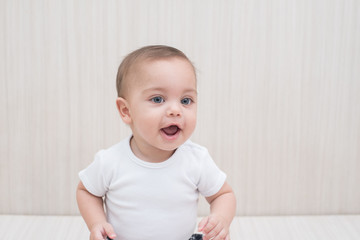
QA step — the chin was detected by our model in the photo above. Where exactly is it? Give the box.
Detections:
[162,139,188,151]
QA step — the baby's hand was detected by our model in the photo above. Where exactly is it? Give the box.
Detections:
[198,214,230,240]
[90,222,116,240]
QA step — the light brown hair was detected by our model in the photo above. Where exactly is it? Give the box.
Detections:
[116,45,196,97]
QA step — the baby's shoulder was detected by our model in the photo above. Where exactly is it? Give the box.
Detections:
[94,139,129,166]
[180,140,211,160]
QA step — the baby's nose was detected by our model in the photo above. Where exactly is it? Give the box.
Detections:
[166,102,182,117]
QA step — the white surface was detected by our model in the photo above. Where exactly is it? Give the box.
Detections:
[232,215,360,240]
[1,215,360,240]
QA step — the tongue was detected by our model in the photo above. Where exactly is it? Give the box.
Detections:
[162,125,179,135]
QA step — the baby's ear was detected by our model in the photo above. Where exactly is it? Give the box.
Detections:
[116,97,132,124]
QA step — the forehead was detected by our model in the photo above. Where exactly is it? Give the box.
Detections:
[127,57,197,89]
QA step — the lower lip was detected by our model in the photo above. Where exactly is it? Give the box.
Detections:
[160,129,181,141]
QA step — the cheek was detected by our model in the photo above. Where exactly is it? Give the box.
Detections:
[133,108,161,128]
[186,112,197,130]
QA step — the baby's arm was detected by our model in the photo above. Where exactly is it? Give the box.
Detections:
[76,181,117,240]
[198,182,236,240]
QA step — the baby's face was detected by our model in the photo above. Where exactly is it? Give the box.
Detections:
[124,57,197,160]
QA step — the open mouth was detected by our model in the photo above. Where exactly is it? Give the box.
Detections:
[161,125,180,136]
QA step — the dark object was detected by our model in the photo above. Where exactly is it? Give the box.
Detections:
[189,233,203,240]
[106,237,113,240]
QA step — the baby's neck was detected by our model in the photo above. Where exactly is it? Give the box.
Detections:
[130,137,176,163]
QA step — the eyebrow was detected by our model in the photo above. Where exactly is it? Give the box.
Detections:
[142,87,198,95]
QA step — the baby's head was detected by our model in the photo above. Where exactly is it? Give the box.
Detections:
[115,45,198,161]
[116,45,196,98]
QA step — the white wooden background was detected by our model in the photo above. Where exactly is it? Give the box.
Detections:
[1,0,359,216]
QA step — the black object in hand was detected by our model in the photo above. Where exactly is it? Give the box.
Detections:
[189,233,203,240]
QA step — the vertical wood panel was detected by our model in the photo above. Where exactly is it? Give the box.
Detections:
[1,0,359,215]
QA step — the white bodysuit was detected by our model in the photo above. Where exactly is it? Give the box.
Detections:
[79,136,226,240]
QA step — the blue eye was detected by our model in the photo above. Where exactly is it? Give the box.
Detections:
[181,98,192,105]
[151,96,164,103]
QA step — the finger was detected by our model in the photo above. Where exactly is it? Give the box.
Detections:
[212,229,228,240]
[201,216,217,235]
[204,222,223,240]
[103,223,116,240]
[198,216,209,232]
[91,230,105,240]
[225,233,230,240]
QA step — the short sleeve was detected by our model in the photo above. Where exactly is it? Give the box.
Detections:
[79,150,108,197]
[197,150,227,197]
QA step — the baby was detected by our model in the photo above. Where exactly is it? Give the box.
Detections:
[76,45,236,240]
